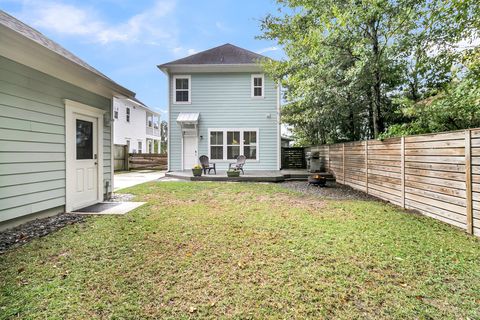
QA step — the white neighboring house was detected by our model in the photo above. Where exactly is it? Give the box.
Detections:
[113,97,161,153]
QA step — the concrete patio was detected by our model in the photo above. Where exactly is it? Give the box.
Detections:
[165,169,333,182]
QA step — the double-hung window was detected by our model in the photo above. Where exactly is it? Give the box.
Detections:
[243,131,257,159]
[173,75,191,104]
[227,131,240,160]
[251,74,264,98]
[114,108,119,119]
[210,131,223,160]
[209,129,258,161]
[126,107,131,122]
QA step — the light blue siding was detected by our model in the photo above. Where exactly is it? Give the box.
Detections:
[169,73,279,171]
[0,56,113,223]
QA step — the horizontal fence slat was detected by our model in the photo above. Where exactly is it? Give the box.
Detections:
[315,128,480,236]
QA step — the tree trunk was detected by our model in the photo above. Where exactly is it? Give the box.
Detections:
[369,19,384,138]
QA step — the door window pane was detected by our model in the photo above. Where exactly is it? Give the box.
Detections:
[76,119,93,159]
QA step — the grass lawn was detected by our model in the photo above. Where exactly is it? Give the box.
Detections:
[1,182,479,319]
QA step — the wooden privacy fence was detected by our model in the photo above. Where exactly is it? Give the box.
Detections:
[310,129,480,237]
[114,144,128,171]
[281,147,307,169]
[129,153,167,170]
[114,144,168,171]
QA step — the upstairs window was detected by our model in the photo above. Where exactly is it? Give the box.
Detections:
[174,75,191,104]
[114,108,119,119]
[147,115,153,128]
[126,107,131,122]
[251,74,264,98]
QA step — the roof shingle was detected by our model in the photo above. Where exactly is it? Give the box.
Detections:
[159,43,268,67]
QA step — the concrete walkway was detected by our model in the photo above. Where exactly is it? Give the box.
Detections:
[114,170,165,191]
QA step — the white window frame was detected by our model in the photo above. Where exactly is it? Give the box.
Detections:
[208,128,259,162]
[147,113,153,128]
[173,75,191,104]
[251,74,264,99]
[126,107,131,123]
[113,107,119,119]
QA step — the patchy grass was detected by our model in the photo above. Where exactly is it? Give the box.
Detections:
[1,182,479,319]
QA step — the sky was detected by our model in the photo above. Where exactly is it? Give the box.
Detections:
[0,0,285,118]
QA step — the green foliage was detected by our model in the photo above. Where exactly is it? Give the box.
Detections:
[260,0,480,144]
[382,49,480,138]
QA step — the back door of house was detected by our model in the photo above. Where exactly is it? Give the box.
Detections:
[71,113,98,209]
[183,135,197,169]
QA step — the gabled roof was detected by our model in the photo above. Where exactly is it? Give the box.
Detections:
[159,43,268,68]
[0,10,133,97]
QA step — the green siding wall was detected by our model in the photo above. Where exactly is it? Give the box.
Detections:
[169,73,279,171]
[0,56,112,223]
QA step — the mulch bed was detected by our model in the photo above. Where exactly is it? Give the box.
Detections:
[279,181,378,201]
[0,213,85,254]
[0,193,135,254]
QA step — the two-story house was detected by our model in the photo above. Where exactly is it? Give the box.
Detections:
[158,43,280,171]
[113,97,161,154]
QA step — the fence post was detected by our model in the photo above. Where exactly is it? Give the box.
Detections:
[365,140,368,194]
[401,136,405,208]
[465,129,473,234]
[327,145,330,172]
[342,143,345,184]
[124,145,130,171]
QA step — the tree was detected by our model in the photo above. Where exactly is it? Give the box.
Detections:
[160,120,168,154]
[259,0,480,144]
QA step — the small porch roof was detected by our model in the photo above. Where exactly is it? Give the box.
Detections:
[176,112,200,123]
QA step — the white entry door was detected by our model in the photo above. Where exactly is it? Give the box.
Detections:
[183,135,197,169]
[72,114,98,209]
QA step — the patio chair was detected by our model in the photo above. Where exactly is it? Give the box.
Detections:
[228,155,246,175]
[199,155,216,174]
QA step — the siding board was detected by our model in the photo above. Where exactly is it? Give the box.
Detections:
[169,73,278,170]
[0,56,112,223]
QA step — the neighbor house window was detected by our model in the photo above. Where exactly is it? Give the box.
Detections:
[126,139,131,152]
[210,131,223,160]
[208,129,259,161]
[114,108,119,119]
[138,141,142,153]
[126,107,131,122]
[147,115,153,127]
[173,75,191,104]
[251,74,264,98]
[243,131,257,159]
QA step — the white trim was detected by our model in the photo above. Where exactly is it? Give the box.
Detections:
[167,76,171,171]
[173,75,191,104]
[207,128,260,162]
[251,74,265,99]
[110,99,114,194]
[276,81,281,170]
[159,64,264,74]
[181,133,199,170]
[65,99,105,212]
